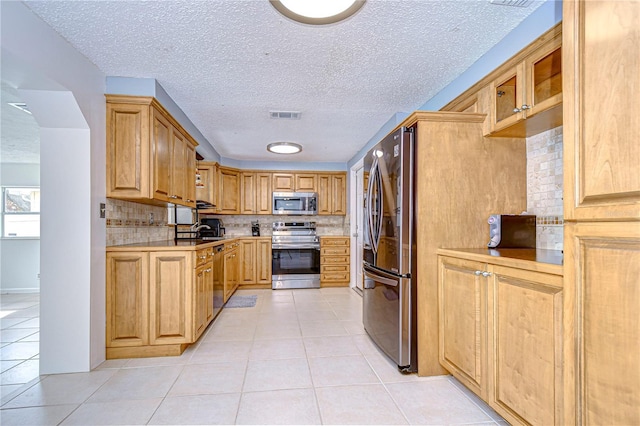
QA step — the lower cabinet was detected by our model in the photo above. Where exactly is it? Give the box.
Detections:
[238,237,272,287]
[223,242,240,303]
[438,253,564,426]
[106,244,222,359]
[320,236,350,286]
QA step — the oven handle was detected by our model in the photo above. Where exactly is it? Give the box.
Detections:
[363,265,399,287]
[272,244,320,250]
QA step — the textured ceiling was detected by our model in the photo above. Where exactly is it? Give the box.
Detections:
[14,0,544,164]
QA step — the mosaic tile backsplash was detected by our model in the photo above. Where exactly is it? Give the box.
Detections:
[526,126,564,250]
[201,214,350,237]
[106,199,172,246]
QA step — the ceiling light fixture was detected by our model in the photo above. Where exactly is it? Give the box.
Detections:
[270,0,365,25]
[267,142,303,154]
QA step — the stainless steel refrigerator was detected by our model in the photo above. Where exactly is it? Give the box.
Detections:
[363,126,417,373]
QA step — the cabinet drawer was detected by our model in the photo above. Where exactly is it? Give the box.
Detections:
[321,272,350,282]
[321,237,350,247]
[322,264,350,273]
[321,247,349,256]
[195,248,212,267]
[322,255,349,264]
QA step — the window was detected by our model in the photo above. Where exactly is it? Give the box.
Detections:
[2,187,40,238]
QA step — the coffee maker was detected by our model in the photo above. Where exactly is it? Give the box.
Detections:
[199,218,225,240]
[251,221,260,236]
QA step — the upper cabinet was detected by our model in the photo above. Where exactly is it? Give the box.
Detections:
[318,173,347,215]
[241,172,272,215]
[563,1,640,221]
[218,166,240,214]
[488,30,563,137]
[196,162,219,208]
[106,95,198,208]
[273,172,317,192]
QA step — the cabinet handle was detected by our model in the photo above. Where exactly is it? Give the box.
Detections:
[205,268,212,272]
[169,195,178,199]
[482,271,492,277]
[474,270,483,276]
[186,199,194,203]
[512,104,530,113]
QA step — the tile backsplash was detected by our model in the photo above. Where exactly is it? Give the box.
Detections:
[106,199,172,246]
[526,126,563,250]
[201,214,350,237]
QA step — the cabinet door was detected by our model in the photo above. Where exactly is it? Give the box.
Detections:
[238,239,256,284]
[273,173,295,191]
[196,162,218,209]
[563,0,640,221]
[106,252,149,347]
[106,102,150,198]
[438,256,488,399]
[331,174,347,215]
[255,173,272,214]
[151,108,172,202]
[295,173,317,192]
[240,172,256,214]
[525,35,562,118]
[204,260,214,323]
[223,245,239,302]
[170,127,186,204]
[194,264,208,340]
[149,252,193,345]
[317,174,332,215]
[564,221,640,426]
[218,167,240,214]
[489,64,525,134]
[184,141,196,207]
[489,265,563,426]
[256,239,272,284]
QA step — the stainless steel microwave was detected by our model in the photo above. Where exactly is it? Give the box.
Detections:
[272,192,318,215]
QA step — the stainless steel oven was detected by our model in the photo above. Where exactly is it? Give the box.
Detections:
[271,222,320,289]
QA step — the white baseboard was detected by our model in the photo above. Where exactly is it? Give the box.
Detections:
[0,288,40,294]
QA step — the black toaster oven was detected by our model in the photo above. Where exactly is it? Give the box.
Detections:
[487,214,536,248]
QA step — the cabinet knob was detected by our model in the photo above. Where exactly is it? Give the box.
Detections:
[474,270,483,276]
[513,104,530,113]
[482,271,492,277]
[169,195,178,199]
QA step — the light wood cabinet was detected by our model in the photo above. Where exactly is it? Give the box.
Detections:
[318,173,347,215]
[241,172,272,215]
[106,95,198,208]
[238,237,272,287]
[320,237,350,286]
[438,256,488,400]
[438,252,564,425]
[148,252,193,346]
[218,167,240,214]
[562,2,640,424]
[196,162,218,208]
[223,242,240,302]
[488,29,562,137]
[273,172,317,192]
[106,252,149,349]
[106,244,224,359]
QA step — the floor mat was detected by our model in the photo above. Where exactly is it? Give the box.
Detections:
[225,294,258,308]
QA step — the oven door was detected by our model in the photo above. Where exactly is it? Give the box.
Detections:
[272,246,320,289]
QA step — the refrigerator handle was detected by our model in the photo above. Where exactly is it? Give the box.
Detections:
[366,157,379,253]
[363,266,399,287]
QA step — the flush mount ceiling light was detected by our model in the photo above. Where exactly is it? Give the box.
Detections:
[267,142,303,154]
[270,0,365,25]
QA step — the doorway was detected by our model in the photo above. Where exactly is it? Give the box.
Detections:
[350,159,365,295]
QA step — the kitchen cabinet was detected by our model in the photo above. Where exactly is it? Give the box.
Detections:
[438,256,488,400]
[318,173,347,215]
[272,172,317,192]
[218,166,240,214]
[562,1,640,424]
[223,241,240,302]
[438,250,564,426]
[106,242,225,359]
[238,237,272,286]
[106,252,149,349]
[148,251,193,346]
[320,236,350,286]
[241,172,272,215]
[106,95,198,208]
[488,29,562,137]
[196,162,218,209]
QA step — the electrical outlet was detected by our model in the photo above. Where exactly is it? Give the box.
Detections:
[37,273,40,279]
[149,213,154,225]
[100,203,106,218]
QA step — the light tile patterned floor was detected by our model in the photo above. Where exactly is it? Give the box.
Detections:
[1,288,506,425]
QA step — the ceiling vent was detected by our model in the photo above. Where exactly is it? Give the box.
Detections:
[489,0,534,7]
[7,102,32,114]
[270,111,301,120]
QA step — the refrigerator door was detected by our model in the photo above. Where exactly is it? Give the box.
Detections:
[363,127,413,276]
[363,264,412,369]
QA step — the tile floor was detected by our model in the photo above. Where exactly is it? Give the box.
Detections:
[0,288,506,425]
